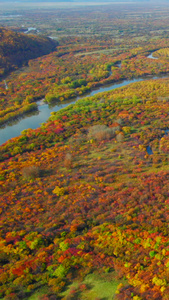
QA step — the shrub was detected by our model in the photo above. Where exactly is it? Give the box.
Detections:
[88,125,115,141]
[116,132,124,142]
[21,165,40,179]
[64,153,73,169]
[53,186,65,196]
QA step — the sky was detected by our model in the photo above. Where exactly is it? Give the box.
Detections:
[0,0,151,2]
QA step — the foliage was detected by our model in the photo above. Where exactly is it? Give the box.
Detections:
[0,76,169,298]
[0,3,169,299]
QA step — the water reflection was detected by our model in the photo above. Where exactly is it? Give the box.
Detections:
[0,53,168,145]
[0,99,76,145]
[147,53,158,59]
[146,145,153,155]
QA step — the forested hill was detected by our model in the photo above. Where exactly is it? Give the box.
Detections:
[0,27,57,77]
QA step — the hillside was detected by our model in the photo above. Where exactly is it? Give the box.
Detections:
[0,27,57,77]
[1,34,169,128]
[0,77,169,299]
[1,3,169,299]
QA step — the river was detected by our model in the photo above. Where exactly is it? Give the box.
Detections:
[0,52,165,145]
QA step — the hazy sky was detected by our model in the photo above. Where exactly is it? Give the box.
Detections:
[0,0,151,2]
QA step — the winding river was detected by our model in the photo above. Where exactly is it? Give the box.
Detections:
[0,52,165,145]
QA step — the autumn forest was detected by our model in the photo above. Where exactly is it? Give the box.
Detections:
[0,1,169,300]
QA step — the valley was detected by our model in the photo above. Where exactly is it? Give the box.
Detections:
[0,2,169,300]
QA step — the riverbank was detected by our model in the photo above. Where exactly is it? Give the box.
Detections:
[1,73,169,146]
[1,49,169,145]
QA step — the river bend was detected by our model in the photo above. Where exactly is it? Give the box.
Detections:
[0,52,165,145]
